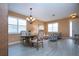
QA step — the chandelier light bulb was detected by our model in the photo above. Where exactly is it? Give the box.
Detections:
[32,18,35,21]
[26,18,30,21]
[30,17,33,19]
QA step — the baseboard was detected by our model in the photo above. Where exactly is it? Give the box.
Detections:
[8,41,22,45]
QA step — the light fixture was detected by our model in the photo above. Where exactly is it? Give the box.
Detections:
[26,8,35,24]
[69,13,78,19]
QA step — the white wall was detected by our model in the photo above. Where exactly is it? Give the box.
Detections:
[72,18,79,37]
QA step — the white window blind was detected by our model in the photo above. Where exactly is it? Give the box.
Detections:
[8,16,27,34]
[48,23,58,32]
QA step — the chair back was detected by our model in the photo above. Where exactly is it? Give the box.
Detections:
[38,30,44,40]
[20,31,27,36]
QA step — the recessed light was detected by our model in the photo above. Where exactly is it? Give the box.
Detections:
[52,14,55,16]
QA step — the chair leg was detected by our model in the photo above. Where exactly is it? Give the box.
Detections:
[42,42,43,48]
[23,39,26,46]
[31,43,34,47]
[36,42,39,50]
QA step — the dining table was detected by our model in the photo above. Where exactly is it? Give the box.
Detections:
[21,34,37,46]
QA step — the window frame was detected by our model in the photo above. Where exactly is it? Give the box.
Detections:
[48,22,58,32]
[8,16,27,34]
[18,19,27,33]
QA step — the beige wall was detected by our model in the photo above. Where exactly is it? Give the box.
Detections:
[8,34,21,43]
[27,20,45,34]
[58,19,69,37]
[44,18,70,37]
[44,22,48,35]
[8,11,27,19]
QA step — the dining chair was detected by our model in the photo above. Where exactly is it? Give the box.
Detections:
[31,30,44,50]
[20,31,27,45]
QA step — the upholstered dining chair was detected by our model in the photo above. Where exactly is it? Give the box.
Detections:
[20,31,27,45]
[31,30,44,50]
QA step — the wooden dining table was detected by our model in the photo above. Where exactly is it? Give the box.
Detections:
[21,34,49,46]
[21,35,37,46]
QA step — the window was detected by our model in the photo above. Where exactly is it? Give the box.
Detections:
[48,24,53,32]
[8,16,26,34]
[48,23,58,32]
[18,19,26,33]
[52,23,58,32]
[8,16,18,34]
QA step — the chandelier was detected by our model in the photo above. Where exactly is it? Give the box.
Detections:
[26,8,35,24]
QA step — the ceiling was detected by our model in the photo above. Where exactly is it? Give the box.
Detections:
[8,3,79,21]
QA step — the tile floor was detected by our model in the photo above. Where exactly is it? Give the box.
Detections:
[8,39,79,56]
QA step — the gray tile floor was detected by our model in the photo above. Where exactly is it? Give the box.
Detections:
[8,39,79,56]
